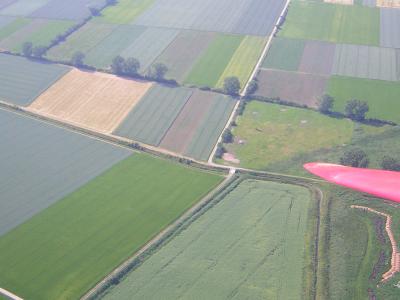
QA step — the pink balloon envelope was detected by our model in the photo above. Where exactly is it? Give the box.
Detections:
[304,163,400,203]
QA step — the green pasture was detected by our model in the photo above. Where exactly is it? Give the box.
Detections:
[104,179,314,300]
[262,37,305,71]
[216,36,266,89]
[0,154,222,300]
[184,34,243,87]
[222,101,354,170]
[95,0,155,24]
[280,1,379,46]
[327,76,400,123]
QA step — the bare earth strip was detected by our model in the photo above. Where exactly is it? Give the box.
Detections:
[352,205,400,282]
[377,0,400,7]
[256,69,328,107]
[324,0,354,5]
[159,90,216,154]
[298,40,336,76]
[28,69,152,133]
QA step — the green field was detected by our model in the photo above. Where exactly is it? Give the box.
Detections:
[221,101,354,170]
[0,154,222,300]
[216,36,266,89]
[280,1,379,46]
[327,76,400,123]
[262,37,305,71]
[184,34,243,87]
[104,179,314,300]
[12,20,74,52]
[0,18,30,40]
[46,22,117,62]
[95,0,155,24]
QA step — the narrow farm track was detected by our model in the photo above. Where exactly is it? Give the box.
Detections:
[0,287,24,300]
[351,205,400,282]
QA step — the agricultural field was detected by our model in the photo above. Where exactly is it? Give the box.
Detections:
[256,69,329,107]
[279,1,380,46]
[0,108,131,236]
[219,101,354,170]
[103,179,315,300]
[28,69,152,133]
[0,53,69,106]
[380,8,400,48]
[132,0,286,36]
[0,153,222,300]
[115,85,236,161]
[327,76,400,123]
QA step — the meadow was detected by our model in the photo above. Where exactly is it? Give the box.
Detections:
[221,101,354,170]
[279,1,380,46]
[103,179,314,300]
[327,76,400,123]
[0,154,222,300]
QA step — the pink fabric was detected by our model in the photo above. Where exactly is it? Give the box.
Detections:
[304,163,400,203]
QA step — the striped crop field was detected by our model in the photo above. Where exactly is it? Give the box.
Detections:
[114,85,193,145]
[94,0,155,24]
[0,53,70,106]
[103,179,315,300]
[0,153,222,300]
[184,34,243,87]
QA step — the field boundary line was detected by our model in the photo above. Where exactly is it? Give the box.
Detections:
[241,0,291,97]
[0,288,23,300]
[208,0,291,164]
[81,172,236,300]
[0,100,325,184]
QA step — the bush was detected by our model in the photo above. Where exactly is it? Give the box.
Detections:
[22,42,33,57]
[124,57,140,77]
[110,55,125,75]
[340,148,369,168]
[246,79,258,96]
[215,143,226,159]
[345,99,369,121]
[318,94,334,114]
[381,156,400,171]
[32,46,47,58]
[71,51,85,67]
[223,76,241,96]
[147,63,168,81]
[222,129,233,143]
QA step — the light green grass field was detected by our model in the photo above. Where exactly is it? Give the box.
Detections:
[262,37,305,71]
[216,35,266,89]
[280,1,379,46]
[95,0,155,24]
[222,101,354,170]
[104,179,314,300]
[327,76,400,123]
[184,34,243,87]
[0,154,222,300]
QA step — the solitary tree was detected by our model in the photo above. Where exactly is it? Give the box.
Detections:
[22,42,33,57]
[71,51,85,67]
[89,7,100,16]
[215,143,226,159]
[223,76,241,96]
[381,156,400,171]
[123,57,140,76]
[111,55,125,75]
[32,46,47,58]
[340,148,369,168]
[148,63,168,80]
[222,129,233,143]
[318,94,334,114]
[345,99,369,121]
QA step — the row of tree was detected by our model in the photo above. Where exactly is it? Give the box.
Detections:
[340,148,400,171]
[319,94,370,121]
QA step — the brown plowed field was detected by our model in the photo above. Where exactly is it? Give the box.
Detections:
[159,90,215,153]
[257,69,328,107]
[377,0,400,8]
[324,0,353,5]
[298,40,336,76]
[28,69,152,133]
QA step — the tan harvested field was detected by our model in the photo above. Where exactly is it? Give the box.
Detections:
[28,69,152,133]
[377,0,400,7]
[324,0,354,4]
